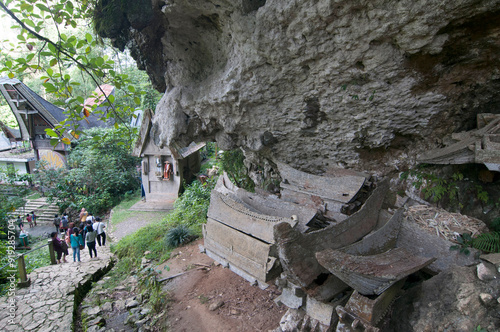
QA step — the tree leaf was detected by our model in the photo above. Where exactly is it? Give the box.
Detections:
[45,129,59,138]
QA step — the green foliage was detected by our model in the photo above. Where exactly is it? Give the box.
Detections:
[490,217,500,232]
[0,0,148,143]
[113,221,169,262]
[472,232,500,253]
[138,267,168,313]
[401,167,464,206]
[22,239,52,274]
[219,149,255,192]
[34,127,140,214]
[165,225,193,248]
[168,180,213,227]
[200,142,217,162]
[0,104,17,127]
[450,233,473,256]
[473,325,488,332]
[98,255,135,290]
[400,166,493,211]
[451,232,500,254]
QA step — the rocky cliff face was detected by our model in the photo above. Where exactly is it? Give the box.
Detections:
[96,0,500,175]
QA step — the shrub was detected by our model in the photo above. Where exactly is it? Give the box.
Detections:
[165,225,193,248]
[167,179,213,227]
[34,127,140,214]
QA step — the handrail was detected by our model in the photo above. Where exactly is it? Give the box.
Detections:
[0,239,56,287]
[16,242,50,257]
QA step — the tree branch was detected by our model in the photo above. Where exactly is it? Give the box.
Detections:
[0,0,131,133]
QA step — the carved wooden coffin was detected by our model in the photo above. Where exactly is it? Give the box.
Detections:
[203,218,280,282]
[316,247,436,296]
[277,162,367,212]
[419,113,500,171]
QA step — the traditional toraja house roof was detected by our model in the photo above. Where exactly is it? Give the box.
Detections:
[419,113,500,171]
[0,77,114,170]
[83,84,116,117]
[0,77,112,142]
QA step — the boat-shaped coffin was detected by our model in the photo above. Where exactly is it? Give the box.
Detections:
[277,162,367,213]
[316,247,436,296]
[207,173,317,243]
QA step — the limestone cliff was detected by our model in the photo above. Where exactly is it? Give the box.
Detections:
[95,0,500,175]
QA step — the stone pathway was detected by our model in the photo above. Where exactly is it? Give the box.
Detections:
[0,244,114,331]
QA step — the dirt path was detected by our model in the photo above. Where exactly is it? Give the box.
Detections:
[108,207,285,331]
[158,239,285,332]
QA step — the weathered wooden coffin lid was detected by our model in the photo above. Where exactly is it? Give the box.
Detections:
[298,179,389,253]
[207,190,297,244]
[276,162,366,204]
[272,180,389,287]
[340,208,404,256]
[316,247,436,295]
[476,134,500,171]
[418,114,500,165]
[214,172,314,230]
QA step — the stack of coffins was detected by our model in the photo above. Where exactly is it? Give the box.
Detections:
[203,164,438,331]
[203,172,318,288]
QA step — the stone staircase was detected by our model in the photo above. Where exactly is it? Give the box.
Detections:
[13,197,59,225]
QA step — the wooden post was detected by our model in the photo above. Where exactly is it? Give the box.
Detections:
[48,239,57,265]
[17,255,31,287]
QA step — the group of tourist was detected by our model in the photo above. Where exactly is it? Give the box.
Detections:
[16,211,38,230]
[50,208,107,263]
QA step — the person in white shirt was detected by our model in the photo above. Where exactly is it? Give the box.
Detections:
[93,217,106,246]
[86,213,95,225]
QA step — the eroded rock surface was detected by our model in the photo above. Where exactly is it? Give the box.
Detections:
[389,265,500,332]
[97,0,500,174]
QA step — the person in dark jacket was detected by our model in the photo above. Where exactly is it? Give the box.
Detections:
[50,232,68,263]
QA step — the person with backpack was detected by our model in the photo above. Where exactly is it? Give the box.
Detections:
[93,217,106,246]
[61,213,69,233]
[53,214,60,232]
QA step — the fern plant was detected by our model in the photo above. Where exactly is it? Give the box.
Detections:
[472,232,500,253]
